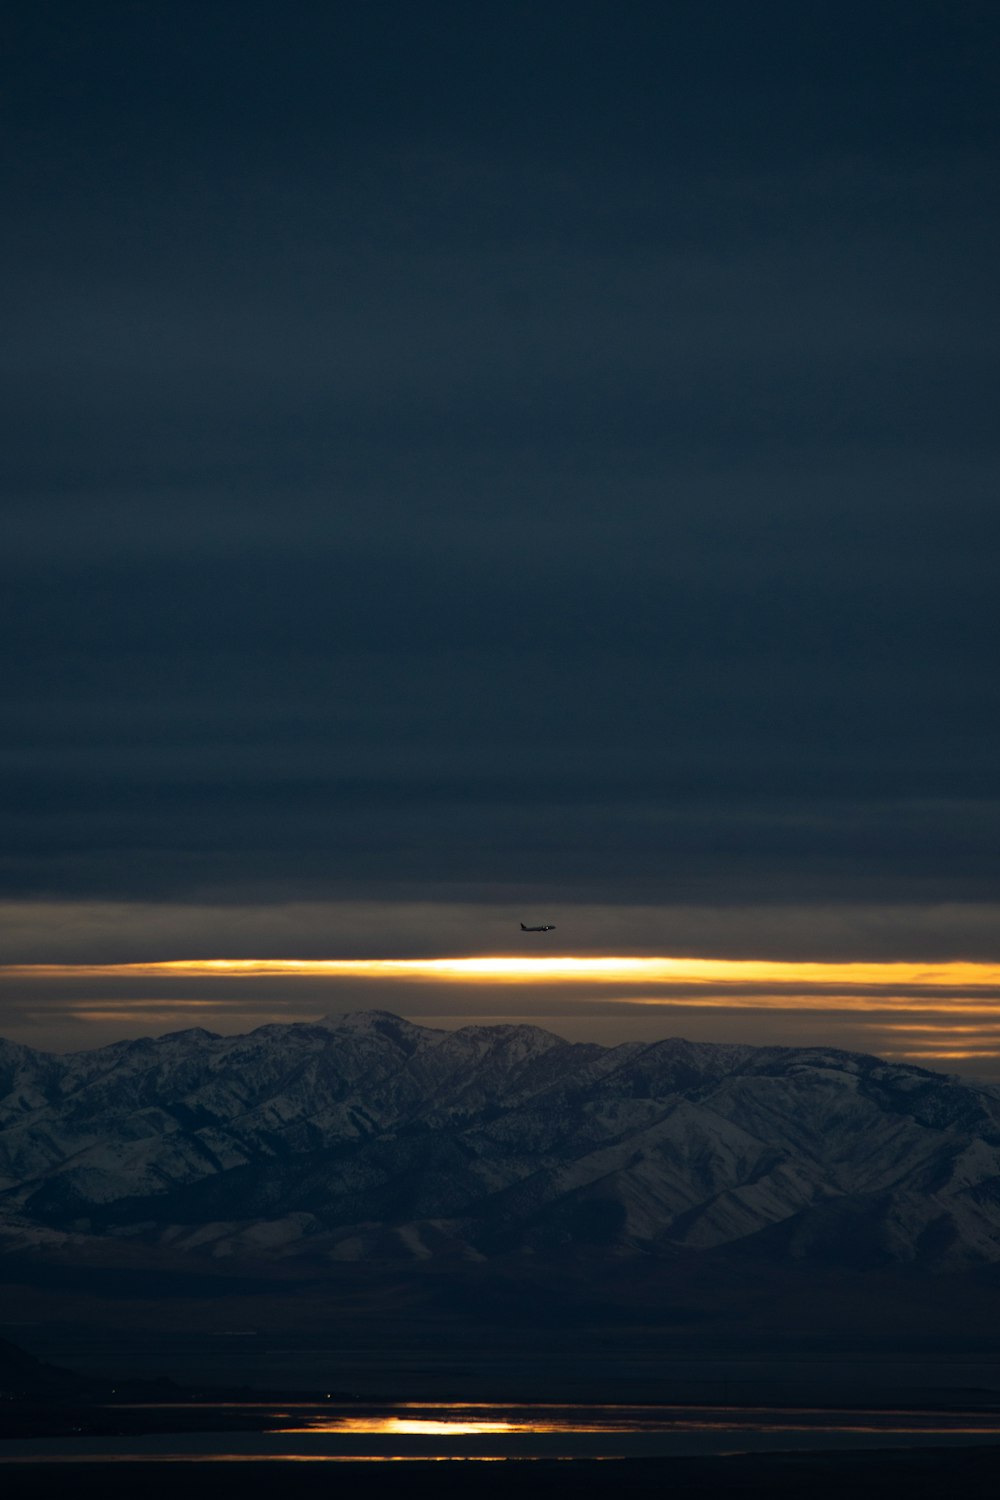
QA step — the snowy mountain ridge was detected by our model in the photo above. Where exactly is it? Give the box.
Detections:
[2,1011,1000,1270]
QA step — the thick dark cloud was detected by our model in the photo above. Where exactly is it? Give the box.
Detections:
[2,2,998,923]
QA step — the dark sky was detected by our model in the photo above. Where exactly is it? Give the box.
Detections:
[3,1,1000,1041]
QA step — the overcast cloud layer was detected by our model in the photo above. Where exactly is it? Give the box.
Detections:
[2,2,999,1036]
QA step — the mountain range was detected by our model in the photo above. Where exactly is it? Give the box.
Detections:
[3,1010,1000,1271]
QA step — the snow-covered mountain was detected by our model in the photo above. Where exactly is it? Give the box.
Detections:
[2,1011,1000,1270]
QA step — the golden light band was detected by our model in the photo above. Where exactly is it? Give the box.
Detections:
[4,956,1000,988]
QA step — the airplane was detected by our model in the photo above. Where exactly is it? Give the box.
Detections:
[520,922,556,932]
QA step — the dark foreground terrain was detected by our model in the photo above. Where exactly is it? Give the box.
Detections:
[4,1450,1000,1500]
[5,1245,1000,1406]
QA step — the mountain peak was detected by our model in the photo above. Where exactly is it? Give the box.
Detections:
[317,1009,438,1035]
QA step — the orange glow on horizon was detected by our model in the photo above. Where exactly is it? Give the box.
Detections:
[5,954,1000,989]
[5,957,1000,1066]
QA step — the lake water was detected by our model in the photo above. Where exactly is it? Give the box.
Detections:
[4,1401,1000,1463]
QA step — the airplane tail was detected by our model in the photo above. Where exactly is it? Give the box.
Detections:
[520,923,528,930]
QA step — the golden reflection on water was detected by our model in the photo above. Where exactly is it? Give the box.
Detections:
[291,1417,522,1436]
[4,1403,1000,1467]
[0,1453,549,1464]
[276,1403,1000,1439]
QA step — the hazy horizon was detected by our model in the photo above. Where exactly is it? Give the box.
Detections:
[5,940,1000,1076]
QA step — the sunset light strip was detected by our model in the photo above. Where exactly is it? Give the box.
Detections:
[5,956,1000,988]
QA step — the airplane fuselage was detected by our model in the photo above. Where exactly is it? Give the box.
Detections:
[520,923,556,931]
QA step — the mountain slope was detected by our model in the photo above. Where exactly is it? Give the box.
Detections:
[2,1012,1000,1269]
